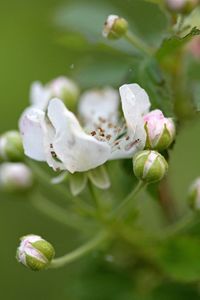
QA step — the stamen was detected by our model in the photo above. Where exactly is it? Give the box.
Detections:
[51,151,57,158]
[91,131,96,136]
[125,139,140,151]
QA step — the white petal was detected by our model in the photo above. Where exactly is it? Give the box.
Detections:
[47,98,111,173]
[30,81,50,110]
[111,84,151,160]
[102,15,119,38]
[78,87,119,129]
[19,107,46,161]
[119,83,150,132]
[110,118,146,160]
[40,119,65,171]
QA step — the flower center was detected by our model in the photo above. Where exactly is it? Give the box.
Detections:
[89,117,140,153]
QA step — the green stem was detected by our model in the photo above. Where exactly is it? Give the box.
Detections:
[124,31,154,56]
[112,181,146,219]
[88,181,104,217]
[30,193,89,232]
[49,231,109,269]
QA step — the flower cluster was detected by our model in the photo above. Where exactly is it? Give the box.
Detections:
[19,77,175,177]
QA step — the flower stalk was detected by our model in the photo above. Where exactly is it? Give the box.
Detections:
[49,230,109,269]
[124,31,154,56]
[112,180,146,219]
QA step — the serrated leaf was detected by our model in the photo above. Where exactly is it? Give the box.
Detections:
[130,57,173,115]
[156,27,200,61]
[88,166,111,190]
[69,173,88,196]
[180,7,200,37]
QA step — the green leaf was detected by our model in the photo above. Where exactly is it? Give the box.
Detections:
[130,57,173,115]
[69,173,88,196]
[180,7,200,37]
[156,27,200,61]
[88,166,111,190]
[149,282,200,300]
[155,236,200,282]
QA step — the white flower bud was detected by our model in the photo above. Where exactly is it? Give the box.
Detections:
[16,234,55,271]
[133,150,168,183]
[47,76,80,110]
[0,131,23,161]
[103,15,128,39]
[0,163,33,192]
[188,178,200,210]
[144,110,175,151]
[165,0,199,14]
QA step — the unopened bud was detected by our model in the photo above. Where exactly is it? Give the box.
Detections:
[144,110,175,151]
[16,234,55,271]
[186,36,200,59]
[165,0,199,14]
[0,131,23,161]
[48,76,80,111]
[133,150,168,183]
[103,15,128,39]
[188,178,200,210]
[0,163,33,192]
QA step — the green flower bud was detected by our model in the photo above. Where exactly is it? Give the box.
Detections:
[16,234,55,271]
[188,178,200,210]
[0,163,33,192]
[133,150,168,183]
[165,0,199,14]
[47,76,80,111]
[103,15,128,40]
[0,131,23,161]
[144,110,176,151]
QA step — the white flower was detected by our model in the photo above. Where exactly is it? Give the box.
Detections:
[19,84,150,173]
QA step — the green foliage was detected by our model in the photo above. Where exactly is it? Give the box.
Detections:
[156,27,200,61]
[129,57,173,114]
[156,236,200,282]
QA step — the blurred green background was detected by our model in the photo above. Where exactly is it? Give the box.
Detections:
[1,0,200,299]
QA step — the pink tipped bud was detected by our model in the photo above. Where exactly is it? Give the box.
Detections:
[187,36,200,59]
[165,0,199,14]
[144,110,176,151]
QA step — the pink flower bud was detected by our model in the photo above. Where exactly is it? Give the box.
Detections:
[165,0,199,13]
[187,36,200,59]
[144,110,175,151]
[0,163,33,192]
